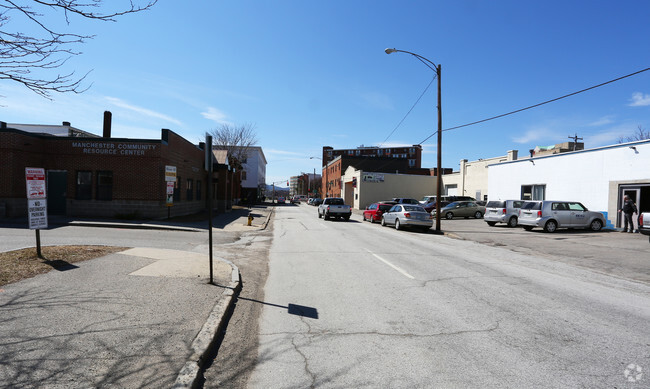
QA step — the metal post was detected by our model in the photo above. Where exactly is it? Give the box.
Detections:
[206,135,214,284]
[35,229,43,258]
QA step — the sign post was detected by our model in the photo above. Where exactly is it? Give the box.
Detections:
[25,168,47,258]
[165,166,176,219]
[205,135,214,284]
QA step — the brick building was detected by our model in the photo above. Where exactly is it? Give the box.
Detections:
[322,144,422,169]
[322,155,410,198]
[0,120,238,219]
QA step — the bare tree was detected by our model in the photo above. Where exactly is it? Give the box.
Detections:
[618,125,650,143]
[0,0,157,99]
[209,123,259,170]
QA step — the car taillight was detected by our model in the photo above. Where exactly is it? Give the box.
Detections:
[502,209,506,214]
[640,214,644,225]
[537,210,542,218]
[327,206,330,211]
[404,213,411,218]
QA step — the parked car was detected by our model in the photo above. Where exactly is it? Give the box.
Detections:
[277,196,286,204]
[307,198,314,205]
[422,200,450,213]
[484,200,525,227]
[294,195,307,202]
[518,200,605,232]
[419,195,437,205]
[363,202,394,223]
[290,196,300,204]
[441,195,476,203]
[392,198,421,205]
[381,204,433,232]
[312,198,323,206]
[436,201,485,219]
[639,212,650,243]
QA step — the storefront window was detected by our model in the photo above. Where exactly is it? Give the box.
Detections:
[76,171,92,200]
[96,171,113,201]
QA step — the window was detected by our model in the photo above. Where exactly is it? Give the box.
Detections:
[76,171,92,200]
[96,171,113,201]
[409,147,415,154]
[356,150,360,156]
[408,159,415,167]
[196,180,202,201]
[174,176,181,202]
[242,170,247,180]
[521,184,545,200]
[378,149,383,156]
[186,179,193,201]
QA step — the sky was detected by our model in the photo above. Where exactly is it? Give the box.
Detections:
[2,1,649,188]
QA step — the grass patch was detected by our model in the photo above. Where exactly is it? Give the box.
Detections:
[0,246,126,287]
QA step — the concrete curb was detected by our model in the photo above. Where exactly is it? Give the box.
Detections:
[173,259,242,389]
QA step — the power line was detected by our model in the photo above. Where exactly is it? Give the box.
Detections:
[380,75,436,147]
[418,66,650,145]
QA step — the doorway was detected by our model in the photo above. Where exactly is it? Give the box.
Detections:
[47,171,67,215]
[617,184,650,229]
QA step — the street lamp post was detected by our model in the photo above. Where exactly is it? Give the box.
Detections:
[385,48,443,233]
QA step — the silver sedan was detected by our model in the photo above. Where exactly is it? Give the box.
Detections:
[381,204,433,232]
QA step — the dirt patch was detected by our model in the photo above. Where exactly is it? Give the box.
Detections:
[0,245,126,287]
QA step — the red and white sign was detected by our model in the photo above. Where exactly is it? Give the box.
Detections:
[25,167,46,199]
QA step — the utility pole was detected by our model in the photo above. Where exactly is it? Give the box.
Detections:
[568,133,583,151]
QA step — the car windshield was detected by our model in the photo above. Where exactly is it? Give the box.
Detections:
[378,205,393,211]
[404,205,425,212]
[486,201,505,208]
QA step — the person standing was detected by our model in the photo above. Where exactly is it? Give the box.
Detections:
[621,195,638,233]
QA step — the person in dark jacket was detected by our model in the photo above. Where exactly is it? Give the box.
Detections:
[621,195,638,233]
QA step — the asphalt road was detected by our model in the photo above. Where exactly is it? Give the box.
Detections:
[243,204,649,388]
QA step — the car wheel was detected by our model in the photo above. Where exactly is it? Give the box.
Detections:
[324,213,330,220]
[486,221,497,227]
[523,226,534,231]
[362,214,366,221]
[507,217,518,228]
[318,211,322,219]
[590,219,603,231]
[474,211,483,219]
[395,219,401,230]
[445,212,454,220]
[343,216,350,221]
[369,216,375,223]
[544,220,557,233]
[381,217,386,226]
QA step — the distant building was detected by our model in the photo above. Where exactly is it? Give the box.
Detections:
[212,146,267,202]
[322,144,422,169]
[530,141,584,157]
[323,155,410,198]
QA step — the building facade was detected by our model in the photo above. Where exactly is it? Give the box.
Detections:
[322,144,422,169]
[1,121,240,220]
[322,155,410,198]
[487,140,650,229]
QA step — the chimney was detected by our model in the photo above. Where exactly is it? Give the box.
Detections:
[62,121,71,126]
[103,111,112,138]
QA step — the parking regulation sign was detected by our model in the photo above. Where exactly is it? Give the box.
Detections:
[25,167,46,199]
[28,199,48,229]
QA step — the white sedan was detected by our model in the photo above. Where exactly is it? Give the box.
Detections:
[381,204,433,232]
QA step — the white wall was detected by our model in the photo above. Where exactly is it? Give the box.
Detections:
[241,147,267,189]
[488,140,650,224]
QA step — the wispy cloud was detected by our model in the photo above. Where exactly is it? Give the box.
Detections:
[629,92,650,107]
[360,92,393,110]
[512,129,547,144]
[201,106,232,125]
[106,97,183,127]
[588,115,615,126]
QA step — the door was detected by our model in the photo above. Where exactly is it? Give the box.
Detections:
[47,171,67,215]
[567,202,588,227]
[622,188,640,231]
[551,202,572,227]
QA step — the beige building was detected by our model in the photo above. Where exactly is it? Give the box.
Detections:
[442,150,519,201]
[341,166,437,210]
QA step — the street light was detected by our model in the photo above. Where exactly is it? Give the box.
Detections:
[310,156,325,197]
[385,48,443,233]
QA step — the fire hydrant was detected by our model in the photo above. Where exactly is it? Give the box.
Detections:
[247,214,253,226]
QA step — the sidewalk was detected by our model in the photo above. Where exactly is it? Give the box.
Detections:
[0,205,273,388]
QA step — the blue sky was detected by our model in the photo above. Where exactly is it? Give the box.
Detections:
[2,1,649,187]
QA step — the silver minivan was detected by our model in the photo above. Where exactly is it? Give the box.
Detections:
[484,200,525,227]
[518,200,605,232]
